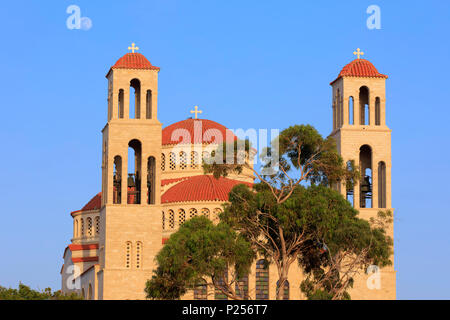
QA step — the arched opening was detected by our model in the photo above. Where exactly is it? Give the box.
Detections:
[336,90,341,127]
[201,208,210,218]
[113,156,122,204]
[147,156,156,204]
[276,280,290,300]
[375,97,381,126]
[191,151,199,169]
[349,96,354,125]
[235,275,249,299]
[129,79,141,119]
[168,210,175,229]
[146,90,152,119]
[88,284,92,300]
[118,89,124,119]
[256,259,269,300]
[161,153,165,171]
[95,216,100,235]
[189,208,197,219]
[80,218,84,237]
[169,152,176,170]
[214,271,228,300]
[359,145,373,208]
[378,161,386,208]
[125,242,131,269]
[179,151,187,170]
[136,241,142,269]
[359,86,370,125]
[74,219,78,237]
[128,139,142,204]
[87,217,92,236]
[178,209,186,225]
[346,160,355,206]
[194,279,208,300]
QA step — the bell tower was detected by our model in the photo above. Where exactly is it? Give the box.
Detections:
[330,50,396,299]
[98,44,162,300]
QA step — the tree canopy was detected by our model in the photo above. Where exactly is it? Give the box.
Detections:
[145,216,255,300]
[0,283,82,300]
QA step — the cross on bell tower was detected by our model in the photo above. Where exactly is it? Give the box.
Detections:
[128,42,139,53]
[353,48,364,59]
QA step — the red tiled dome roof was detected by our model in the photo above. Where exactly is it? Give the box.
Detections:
[162,119,237,146]
[111,53,160,71]
[80,192,102,211]
[162,175,252,204]
[331,59,387,84]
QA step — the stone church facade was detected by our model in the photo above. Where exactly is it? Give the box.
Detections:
[60,48,396,300]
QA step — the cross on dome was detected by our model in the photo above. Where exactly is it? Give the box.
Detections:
[190,106,203,119]
[353,48,364,59]
[128,43,139,53]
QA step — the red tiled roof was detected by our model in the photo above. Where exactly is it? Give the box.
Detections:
[331,59,388,84]
[72,256,98,263]
[69,244,99,251]
[80,193,102,211]
[111,53,160,71]
[162,119,237,146]
[161,175,252,204]
[161,177,188,186]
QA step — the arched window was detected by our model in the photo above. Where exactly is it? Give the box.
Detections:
[213,208,222,222]
[129,79,141,119]
[276,280,289,300]
[189,208,197,219]
[95,216,100,235]
[128,139,142,204]
[168,210,175,229]
[162,211,165,230]
[191,151,199,169]
[126,242,132,269]
[346,160,355,207]
[146,90,152,119]
[194,279,208,300]
[87,217,92,236]
[256,259,269,300]
[178,209,186,225]
[349,96,354,125]
[161,153,165,171]
[359,86,370,125]
[136,241,142,269]
[375,97,381,126]
[214,271,228,300]
[88,284,93,300]
[80,218,84,237]
[179,151,187,170]
[118,89,124,119]
[169,152,176,170]
[201,208,210,219]
[74,219,78,238]
[235,275,249,299]
[113,156,122,204]
[147,156,156,204]
[360,145,373,208]
[378,161,386,208]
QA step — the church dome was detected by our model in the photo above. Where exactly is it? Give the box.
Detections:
[111,52,160,71]
[161,175,252,204]
[162,118,237,146]
[331,59,387,84]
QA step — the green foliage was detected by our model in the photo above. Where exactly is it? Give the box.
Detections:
[145,216,255,300]
[0,283,83,300]
[223,183,393,300]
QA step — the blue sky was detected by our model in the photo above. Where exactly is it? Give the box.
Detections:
[0,0,449,299]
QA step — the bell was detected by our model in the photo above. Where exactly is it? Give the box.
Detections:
[128,174,135,187]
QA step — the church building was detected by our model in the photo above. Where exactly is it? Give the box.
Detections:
[60,46,395,300]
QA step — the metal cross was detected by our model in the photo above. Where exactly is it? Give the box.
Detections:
[190,106,203,119]
[353,48,364,59]
[128,43,139,53]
